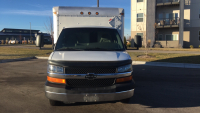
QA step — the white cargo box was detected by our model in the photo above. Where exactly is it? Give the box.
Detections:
[52,7,124,44]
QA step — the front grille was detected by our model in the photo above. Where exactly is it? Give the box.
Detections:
[66,78,115,87]
[65,67,117,74]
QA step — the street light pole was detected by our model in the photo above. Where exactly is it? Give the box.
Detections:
[30,22,31,40]
[97,0,99,7]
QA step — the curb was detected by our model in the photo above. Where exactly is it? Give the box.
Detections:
[35,56,49,59]
[132,61,200,69]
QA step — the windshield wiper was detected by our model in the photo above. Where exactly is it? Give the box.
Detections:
[56,48,84,51]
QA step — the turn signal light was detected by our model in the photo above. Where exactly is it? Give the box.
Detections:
[116,76,132,83]
[47,76,66,84]
[88,12,91,15]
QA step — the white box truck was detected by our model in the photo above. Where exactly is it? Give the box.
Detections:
[45,6,135,106]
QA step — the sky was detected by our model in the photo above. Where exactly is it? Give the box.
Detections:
[0,0,131,36]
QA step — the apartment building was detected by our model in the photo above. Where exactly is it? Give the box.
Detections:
[131,0,200,48]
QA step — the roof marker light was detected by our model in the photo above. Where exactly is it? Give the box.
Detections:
[120,13,124,16]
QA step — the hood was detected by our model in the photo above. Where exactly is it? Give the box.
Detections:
[49,51,131,61]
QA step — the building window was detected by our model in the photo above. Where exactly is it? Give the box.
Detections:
[199,31,200,41]
[137,0,143,2]
[6,30,12,32]
[165,34,178,41]
[199,9,200,19]
[137,33,143,41]
[137,13,143,22]
[157,34,164,40]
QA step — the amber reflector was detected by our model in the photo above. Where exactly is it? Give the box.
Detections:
[80,12,84,15]
[116,76,132,83]
[96,12,99,15]
[88,12,91,15]
[47,76,66,84]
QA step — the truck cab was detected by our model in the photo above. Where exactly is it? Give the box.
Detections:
[45,7,135,106]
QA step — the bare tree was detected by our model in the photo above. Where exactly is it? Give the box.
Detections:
[128,36,131,41]
[44,17,54,46]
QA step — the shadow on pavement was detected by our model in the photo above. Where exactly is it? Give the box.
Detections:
[128,64,200,108]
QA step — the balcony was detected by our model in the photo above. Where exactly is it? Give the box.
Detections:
[156,17,179,28]
[156,0,180,6]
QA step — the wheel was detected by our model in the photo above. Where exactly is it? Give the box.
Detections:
[136,46,139,50]
[121,98,131,103]
[49,99,63,106]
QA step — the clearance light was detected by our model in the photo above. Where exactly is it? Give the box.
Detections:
[80,12,84,15]
[47,76,66,84]
[96,12,99,15]
[53,12,57,15]
[116,76,132,83]
[120,13,124,16]
[88,12,91,15]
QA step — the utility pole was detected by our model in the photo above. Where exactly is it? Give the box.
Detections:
[30,22,31,40]
[97,0,99,7]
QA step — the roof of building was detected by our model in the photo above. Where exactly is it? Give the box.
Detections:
[0,32,50,36]
[1,28,40,32]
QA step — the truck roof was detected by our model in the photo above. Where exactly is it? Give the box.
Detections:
[53,7,124,16]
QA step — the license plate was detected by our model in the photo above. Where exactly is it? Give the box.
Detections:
[83,94,99,102]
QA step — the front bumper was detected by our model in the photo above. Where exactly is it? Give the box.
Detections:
[45,87,134,103]
[45,71,135,103]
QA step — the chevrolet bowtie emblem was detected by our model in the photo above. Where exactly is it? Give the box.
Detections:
[85,73,97,80]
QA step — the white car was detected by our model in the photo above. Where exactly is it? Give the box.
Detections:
[9,40,16,44]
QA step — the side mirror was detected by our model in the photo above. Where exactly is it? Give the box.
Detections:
[36,34,44,49]
[52,44,55,50]
[131,39,134,47]
[124,44,127,50]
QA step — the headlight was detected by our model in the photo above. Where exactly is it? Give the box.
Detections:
[117,64,132,73]
[48,65,64,73]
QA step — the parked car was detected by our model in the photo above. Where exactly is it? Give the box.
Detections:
[8,40,16,44]
[22,40,27,44]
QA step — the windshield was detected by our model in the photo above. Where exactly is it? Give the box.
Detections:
[55,28,125,51]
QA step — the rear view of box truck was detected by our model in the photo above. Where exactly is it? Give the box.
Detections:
[45,7,135,106]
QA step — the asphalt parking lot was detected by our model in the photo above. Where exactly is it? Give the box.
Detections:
[1,59,200,113]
